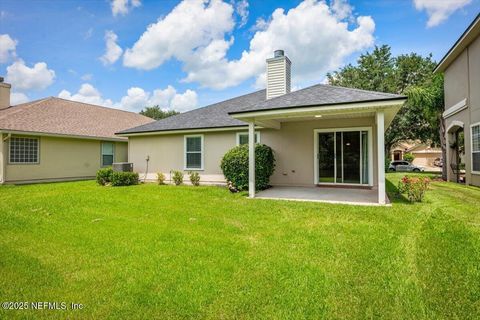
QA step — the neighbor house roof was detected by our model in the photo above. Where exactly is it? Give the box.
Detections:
[434,13,480,73]
[0,97,153,140]
[119,84,405,135]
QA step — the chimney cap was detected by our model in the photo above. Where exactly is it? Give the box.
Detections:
[274,50,284,58]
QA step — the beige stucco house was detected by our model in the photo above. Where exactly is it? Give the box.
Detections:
[391,141,442,170]
[0,81,153,184]
[435,13,480,186]
[118,50,406,204]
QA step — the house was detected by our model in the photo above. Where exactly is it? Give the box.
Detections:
[118,50,406,204]
[434,13,480,186]
[391,141,442,170]
[0,81,153,184]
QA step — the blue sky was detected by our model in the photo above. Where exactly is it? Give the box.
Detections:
[0,0,479,112]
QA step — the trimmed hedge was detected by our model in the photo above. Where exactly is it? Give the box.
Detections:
[96,167,113,186]
[221,144,275,191]
[111,172,139,186]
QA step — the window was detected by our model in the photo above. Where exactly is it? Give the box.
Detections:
[472,123,480,172]
[9,137,39,164]
[236,132,260,145]
[185,135,203,170]
[101,142,115,166]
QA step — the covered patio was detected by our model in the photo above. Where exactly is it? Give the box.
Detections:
[256,185,388,206]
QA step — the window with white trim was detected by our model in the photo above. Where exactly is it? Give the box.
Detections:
[472,124,480,172]
[101,142,115,166]
[185,135,203,170]
[9,137,39,164]
[236,132,260,145]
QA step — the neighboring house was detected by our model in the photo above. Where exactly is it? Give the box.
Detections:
[391,141,442,169]
[434,13,480,186]
[118,50,406,204]
[0,81,153,184]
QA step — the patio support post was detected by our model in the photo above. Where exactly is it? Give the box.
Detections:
[248,122,255,198]
[376,111,386,204]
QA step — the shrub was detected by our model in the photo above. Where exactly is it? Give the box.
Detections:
[221,144,275,191]
[189,171,200,186]
[96,167,113,186]
[111,172,139,186]
[171,170,184,186]
[157,172,166,185]
[385,157,391,173]
[403,153,415,163]
[397,175,430,202]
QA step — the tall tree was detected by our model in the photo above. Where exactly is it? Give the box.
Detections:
[327,45,444,174]
[140,106,179,120]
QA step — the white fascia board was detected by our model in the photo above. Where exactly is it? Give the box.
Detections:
[231,99,406,120]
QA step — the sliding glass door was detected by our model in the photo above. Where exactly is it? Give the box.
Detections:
[317,129,370,185]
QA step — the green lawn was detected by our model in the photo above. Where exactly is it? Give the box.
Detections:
[1,173,479,319]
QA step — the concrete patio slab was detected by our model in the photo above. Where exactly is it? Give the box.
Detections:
[256,186,390,206]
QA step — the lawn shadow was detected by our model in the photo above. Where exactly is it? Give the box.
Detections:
[386,178,410,204]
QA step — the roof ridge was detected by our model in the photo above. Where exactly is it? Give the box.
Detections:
[318,84,402,97]
[53,97,153,119]
[145,89,266,125]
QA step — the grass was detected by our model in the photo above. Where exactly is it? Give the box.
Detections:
[0,173,479,319]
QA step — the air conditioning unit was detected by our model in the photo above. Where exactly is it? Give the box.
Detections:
[112,162,133,172]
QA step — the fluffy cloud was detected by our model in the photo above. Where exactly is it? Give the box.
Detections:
[413,0,472,27]
[58,83,197,112]
[123,0,375,89]
[59,83,114,107]
[6,59,55,91]
[0,34,17,63]
[111,0,141,17]
[10,92,29,105]
[123,0,234,70]
[100,30,123,65]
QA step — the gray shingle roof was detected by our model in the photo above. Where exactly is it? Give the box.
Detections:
[118,90,266,134]
[119,84,405,134]
[230,84,405,114]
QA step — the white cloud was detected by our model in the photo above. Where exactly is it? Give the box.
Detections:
[123,0,235,70]
[235,0,249,27]
[6,59,55,91]
[413,0,472,27]
[10,92,29,105]
[119,85,198,112]
[330,0,352,20]
[123,0,375,89]
[100,30,123,65]
[58,83,114,107]
[0,34,17,63]
[111,0,141,17]
[58,83,197,112]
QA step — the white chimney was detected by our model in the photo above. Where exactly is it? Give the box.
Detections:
[266,50,291,100]
[0,77,11,110]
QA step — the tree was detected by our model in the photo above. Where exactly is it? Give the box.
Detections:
[327,45,445,177]
[139,106,179,120]
[405,74,446,178]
